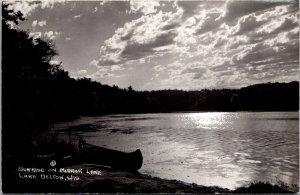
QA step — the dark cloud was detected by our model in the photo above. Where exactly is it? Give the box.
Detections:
[213,37,227,48]
[181,67,206,74]
[121,31,177,60]
[181,67,207,79]
[161,22,181,31]
[234,14,265,35]
[271,17,298,35]
[194,13,223,35]
[210,64,230,72]
[275,41,299,60]
[233,47,278,65]
[177,1,224,17]
[218,70,235,78]
[98,8,182,65]
[177,1,200,16]
[193,71,207,79]
[224,1,285,22]
[231,41,299,81]
[120,30,134,41]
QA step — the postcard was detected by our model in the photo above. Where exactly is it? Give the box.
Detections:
[2,0,299,193]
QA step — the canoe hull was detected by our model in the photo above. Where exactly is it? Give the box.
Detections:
[79,139,143,171]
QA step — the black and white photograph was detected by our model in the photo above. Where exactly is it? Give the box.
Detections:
[2,0,299,193]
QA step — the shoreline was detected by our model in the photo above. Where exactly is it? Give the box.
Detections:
[8,162,296,193]
[3,125,297,193]
[66,164,231,193]
[24,127,295,193]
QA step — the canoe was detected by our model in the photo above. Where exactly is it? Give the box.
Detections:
[78,138,143,171]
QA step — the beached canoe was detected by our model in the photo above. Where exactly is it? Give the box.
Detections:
[78,138,143,171]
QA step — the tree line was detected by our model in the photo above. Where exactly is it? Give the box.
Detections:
[2,4,299,140]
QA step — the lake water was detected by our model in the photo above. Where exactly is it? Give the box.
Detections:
[53,112,299,189]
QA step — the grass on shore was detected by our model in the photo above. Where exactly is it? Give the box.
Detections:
[233,181,298,193]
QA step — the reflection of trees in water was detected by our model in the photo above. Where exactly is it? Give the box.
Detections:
[231,94,239,110]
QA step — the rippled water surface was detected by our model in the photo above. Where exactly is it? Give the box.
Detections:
[54,112,299,189]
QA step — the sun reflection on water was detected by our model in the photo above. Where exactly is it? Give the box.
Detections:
[53,112,299,189]
[186,112,233,130]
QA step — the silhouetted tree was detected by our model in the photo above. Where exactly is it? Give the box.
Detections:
[2,3,63,153]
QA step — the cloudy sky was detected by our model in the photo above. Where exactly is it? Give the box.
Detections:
[7,0,299,90]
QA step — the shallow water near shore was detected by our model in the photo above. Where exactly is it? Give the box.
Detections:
[52,112,299,189]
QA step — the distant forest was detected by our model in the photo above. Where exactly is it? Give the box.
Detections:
[2,4,299,140]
